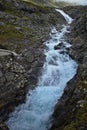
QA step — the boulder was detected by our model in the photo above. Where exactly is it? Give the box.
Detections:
[54,42,64,50]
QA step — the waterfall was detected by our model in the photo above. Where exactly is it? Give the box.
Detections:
[6,9,77,130]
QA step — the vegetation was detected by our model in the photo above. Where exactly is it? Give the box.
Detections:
[63,103,87,130]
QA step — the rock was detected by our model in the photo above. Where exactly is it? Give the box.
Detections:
[0,55,27,120]
[54,42,64,50]
[0,120,9,130]
[0,22,5,26]
[0,71,3,77]
[5,72,14,82]
[77,100,85,107]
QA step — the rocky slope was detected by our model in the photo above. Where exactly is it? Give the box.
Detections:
[0,0,66,129]
[50,6,87,130]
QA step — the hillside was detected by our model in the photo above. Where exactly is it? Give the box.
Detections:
[0,0,65,129]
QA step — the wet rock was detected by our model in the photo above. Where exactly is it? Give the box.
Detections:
[54,42,64,50]
[0,120,9,130]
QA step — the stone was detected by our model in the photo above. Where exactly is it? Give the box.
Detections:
[0,121,9,130]
[54,42,64,50]
[0,71,3,77]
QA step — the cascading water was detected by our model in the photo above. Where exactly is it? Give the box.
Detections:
[6,9,77,130]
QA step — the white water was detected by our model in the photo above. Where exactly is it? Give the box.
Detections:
[7,10,77,130]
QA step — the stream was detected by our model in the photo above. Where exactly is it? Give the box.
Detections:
[6,9,77,130]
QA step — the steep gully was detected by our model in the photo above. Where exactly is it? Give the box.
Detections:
[6,9,77,130]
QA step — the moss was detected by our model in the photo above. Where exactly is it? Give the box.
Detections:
[83,102,87,111]
[78,80,87,89]
[63,122,77,130]
[22,0,53,8]
[75,102,87,124]
[23,0,43,7]
[0,25,25,40]
[22,0,55,15]
[63,102,87,130]
[1,0,14,13]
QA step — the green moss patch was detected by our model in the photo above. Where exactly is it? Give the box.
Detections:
[0,25,25,40]
[78,80,87,89]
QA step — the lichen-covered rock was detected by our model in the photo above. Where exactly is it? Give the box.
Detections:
[0,55,27,120]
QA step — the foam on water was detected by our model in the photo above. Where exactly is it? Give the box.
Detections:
[6,9,77,130]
